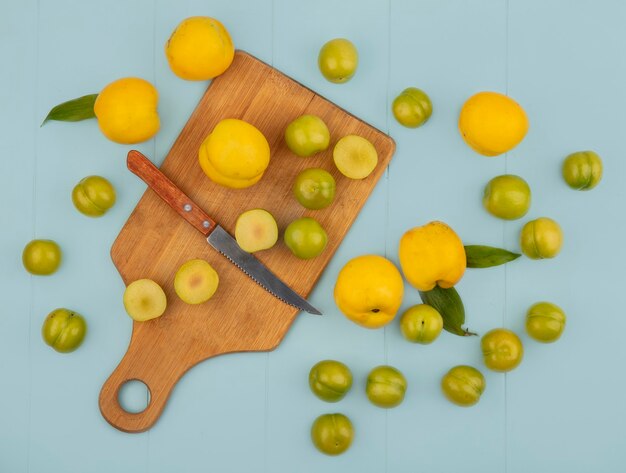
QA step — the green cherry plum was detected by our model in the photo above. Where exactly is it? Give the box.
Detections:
[41,308,87,353]
[318,38,358,83]
[22,239,62,275]
[293,168,336,210]
[284,217,328,259]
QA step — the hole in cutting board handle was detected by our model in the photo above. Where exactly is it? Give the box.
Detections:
[118,379,151,414]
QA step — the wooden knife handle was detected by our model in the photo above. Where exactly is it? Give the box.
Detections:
[127,150,217,236]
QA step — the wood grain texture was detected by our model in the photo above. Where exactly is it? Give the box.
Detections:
[127,150,217,236]
[99,51,395,433]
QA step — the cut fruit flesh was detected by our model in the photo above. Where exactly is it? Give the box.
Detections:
[235,209,279,253]
[123,279,167,322]
[333,135,378,179]
[174,259,219,305]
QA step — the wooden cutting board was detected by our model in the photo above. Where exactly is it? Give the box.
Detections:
[99,51,395,433]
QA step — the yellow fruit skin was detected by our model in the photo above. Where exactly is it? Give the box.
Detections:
[198,119,270,189]
[165,16,234,81]
[459,91,528,157]
[399,221,466,291]
[94,78,160,144]
[199,148,263,189]
[334,255,404,329]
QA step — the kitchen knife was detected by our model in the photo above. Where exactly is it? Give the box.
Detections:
[126,150,322,316]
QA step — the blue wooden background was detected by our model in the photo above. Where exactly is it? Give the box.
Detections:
[2,0,625,471]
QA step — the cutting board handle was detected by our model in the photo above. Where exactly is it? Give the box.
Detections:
[98,340,186,433]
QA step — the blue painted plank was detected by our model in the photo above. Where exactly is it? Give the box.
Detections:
[386,1,508,472]
[506,1,626,471]
[269,1,390,471]
[27,0,156,471]
[0,1,38,471]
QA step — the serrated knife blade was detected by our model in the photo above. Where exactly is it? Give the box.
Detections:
[126,150,322,316]
[207,226,321,315]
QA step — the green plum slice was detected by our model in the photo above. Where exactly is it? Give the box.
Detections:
[123,279,167,322]
[235,209,279,252]
[333,135,378,179]
[174,259,219,305]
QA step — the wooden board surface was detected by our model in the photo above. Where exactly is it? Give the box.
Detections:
[99,51,395,433]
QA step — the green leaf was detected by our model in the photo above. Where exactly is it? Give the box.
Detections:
[419,286,476,337]
[42,94,98,125]
[465,245,521,268]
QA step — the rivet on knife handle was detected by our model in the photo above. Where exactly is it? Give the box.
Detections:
[127,150,217,236]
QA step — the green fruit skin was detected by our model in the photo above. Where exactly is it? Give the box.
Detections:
[318,38,358,83]
[526,302,566,342]
[392,87,432,128]
[284,217,328,259]
[42,308,87,353]
[285,115,330,157]
[399,304,443,344]
[520,217,563,259]
[481,329,524,372]
[22,239,62,275]
[441,365,485,407]
[366,365,407,408]
[72,175,116,217]
[311,413,354,455]
[293,168,336,210]
[483,174,531,220]
[562,151,603,190]
[309,360,353,402]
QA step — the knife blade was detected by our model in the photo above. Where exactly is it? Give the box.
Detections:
[126,150,322,316]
